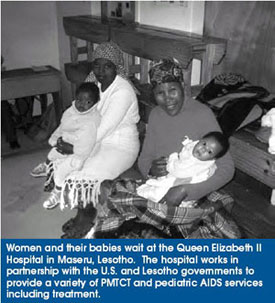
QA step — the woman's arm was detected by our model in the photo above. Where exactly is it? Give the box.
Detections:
[96,89,135,142]
[182,151,235,201]
[159,185,188,206]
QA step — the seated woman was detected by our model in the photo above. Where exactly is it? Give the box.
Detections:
[138,58,235,207]
[42,42,140,238]
[90,58,236,239]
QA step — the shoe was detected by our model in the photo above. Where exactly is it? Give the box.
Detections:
[31,162,47,177]
[60,224,94,239]
[62,218,76,233]
[43,190,60,209]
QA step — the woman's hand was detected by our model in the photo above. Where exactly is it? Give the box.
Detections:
[149,156,168,177]
[159,185,188,207]
[56,137,74,155]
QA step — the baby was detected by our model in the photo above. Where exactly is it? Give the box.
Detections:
[137,132,229,207]
[42,82,101,209]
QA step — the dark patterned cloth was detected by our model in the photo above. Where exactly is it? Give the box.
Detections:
[196,73,272,137]
[91,179,241,239]
[196,73,269,103]
[44,161,55,192]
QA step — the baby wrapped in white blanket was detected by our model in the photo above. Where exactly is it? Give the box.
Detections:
[137,132,229,207]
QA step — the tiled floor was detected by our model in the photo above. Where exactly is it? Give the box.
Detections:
[1,148,76,239]
[1,128,48,158]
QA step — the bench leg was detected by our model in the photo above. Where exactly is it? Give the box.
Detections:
[1,100,18,143]
[51,91,63,124]
[39,94,48,115]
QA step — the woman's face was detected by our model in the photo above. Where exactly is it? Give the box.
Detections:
[92,58,117,88]
[153,82,184,116]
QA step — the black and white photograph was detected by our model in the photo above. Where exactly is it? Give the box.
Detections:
[1,0,275,239]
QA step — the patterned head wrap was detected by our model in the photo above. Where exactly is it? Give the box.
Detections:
[149,58,184,87]
[85,41,139,94]
[92,42,124,69]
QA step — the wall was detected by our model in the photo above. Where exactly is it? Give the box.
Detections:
[1,1,59,70]
[1,1,93,111]
[91,1,205,85]
[204,1,275,93]
[136,1,204,35]
[90,1,101,17]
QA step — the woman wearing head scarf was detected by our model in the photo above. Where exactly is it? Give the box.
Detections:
[43,42,140,237]
[138,58,235,206]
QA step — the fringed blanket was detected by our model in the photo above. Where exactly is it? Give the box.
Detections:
[88,179,241,239]
[44,161,102,209]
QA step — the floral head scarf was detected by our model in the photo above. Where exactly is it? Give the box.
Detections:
[85,41,139,94]
[149,58,184,88]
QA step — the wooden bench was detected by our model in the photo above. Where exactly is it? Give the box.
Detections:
[230,129,275,205]
[63,15,227,99]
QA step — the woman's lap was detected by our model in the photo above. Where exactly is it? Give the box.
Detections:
[56,142,139,209]
[69,142,139,180]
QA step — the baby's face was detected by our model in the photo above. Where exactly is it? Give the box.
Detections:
[75,91,95,112]
[192,137,222,161]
